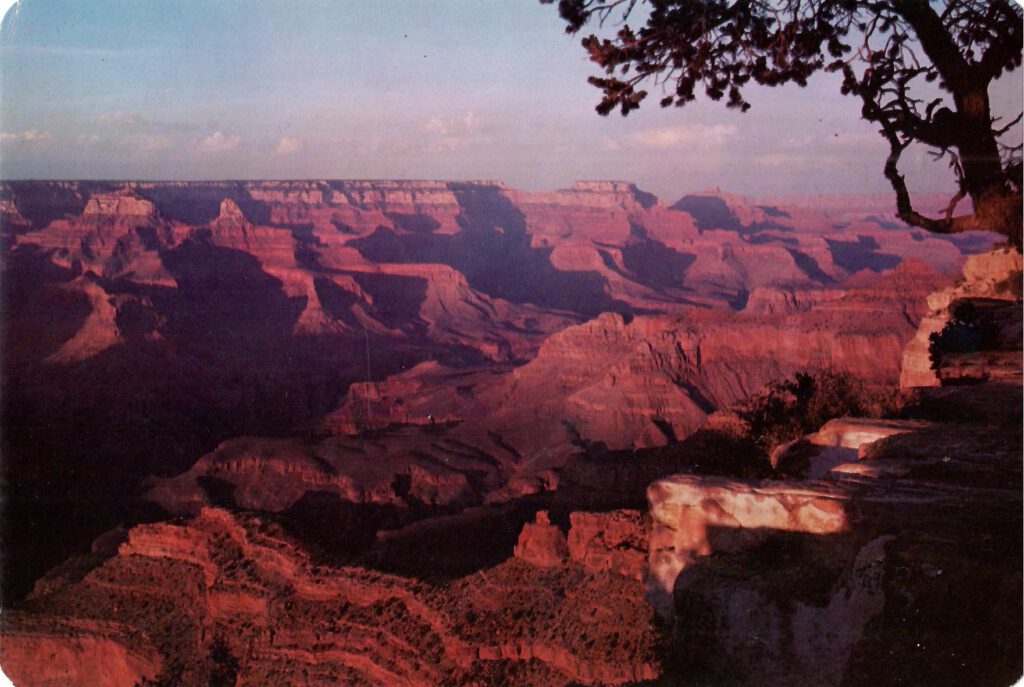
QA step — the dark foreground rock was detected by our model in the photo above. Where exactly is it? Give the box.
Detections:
[649,382,1022,686]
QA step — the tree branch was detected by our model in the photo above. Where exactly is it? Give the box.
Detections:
[891,0,973,90]
[866,89,977,234]
[884,139,976,234]
[977,0,1024,81]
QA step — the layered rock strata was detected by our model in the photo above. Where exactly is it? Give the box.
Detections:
[1,508,661,686]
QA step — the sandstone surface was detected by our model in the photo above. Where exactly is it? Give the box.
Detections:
[900,247,1022,387]
[648,380,1022,685]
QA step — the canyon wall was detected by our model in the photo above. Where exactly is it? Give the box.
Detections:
[2,180,1012,686]
[645,289,1022,686]
[1,507,661,686]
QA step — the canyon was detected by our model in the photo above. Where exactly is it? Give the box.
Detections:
[1,179,1019,686]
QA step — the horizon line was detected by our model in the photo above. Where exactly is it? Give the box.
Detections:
[0,177,957,200]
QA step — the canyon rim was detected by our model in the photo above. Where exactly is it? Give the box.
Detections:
[0,2,1021,686]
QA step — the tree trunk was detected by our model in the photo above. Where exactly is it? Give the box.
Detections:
[971,185,1023,248]
[956,87,1022,247]
[892,2,1021,246]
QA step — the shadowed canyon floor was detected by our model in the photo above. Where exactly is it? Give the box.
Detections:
[0,180,1019,685]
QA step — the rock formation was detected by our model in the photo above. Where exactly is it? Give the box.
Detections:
[566,510,648,580]
[0,617,162,687]
[514,511,569,568]
[900,247,1022,387]
[1,507,661,686]
[322,261,948,484]
[144,435,480,516]
[1,179,1015,686]
[647,380,1022,685]
[42,275,124,364]
[514,509,648,579]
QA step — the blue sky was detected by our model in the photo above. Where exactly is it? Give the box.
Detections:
[1,0,1020,200]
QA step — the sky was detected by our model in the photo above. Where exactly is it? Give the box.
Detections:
[0,0,1020,201]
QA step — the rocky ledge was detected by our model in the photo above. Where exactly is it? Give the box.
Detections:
[647,381,1022,685]
[900,247,1021,387]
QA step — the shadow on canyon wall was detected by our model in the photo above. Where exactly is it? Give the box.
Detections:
[0,241,446,602]
[351,185,631,316]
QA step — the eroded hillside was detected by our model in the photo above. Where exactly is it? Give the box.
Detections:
[2,180,1016,686]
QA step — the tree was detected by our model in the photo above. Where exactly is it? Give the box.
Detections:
[543,0,1023,246]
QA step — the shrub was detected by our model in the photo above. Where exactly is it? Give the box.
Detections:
[736,372,891,454]
[928,320,982,371]
[994,270,1023,299]
[928,297,1020,372]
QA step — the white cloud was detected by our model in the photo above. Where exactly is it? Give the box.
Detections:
[22,129,54,142]
[422,136,473,153]
[135,134,172,152]
[75,133,101,145]
[627,124,737,149]
[421,110,480,137]
[417,111,485,153]
[197,131,242,153]
[274,136,301,155]
[421,116,448,136]
[0,129,55,144]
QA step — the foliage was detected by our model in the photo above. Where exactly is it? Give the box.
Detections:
[927,298,1006,370]
[928,319,980,370]
[543,0,1023,243]
[995,270,1024,299]
[735,371,893,453]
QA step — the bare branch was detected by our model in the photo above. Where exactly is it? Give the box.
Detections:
[993,111,1024,136]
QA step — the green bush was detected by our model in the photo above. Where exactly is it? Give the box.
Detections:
[736,372,890,454]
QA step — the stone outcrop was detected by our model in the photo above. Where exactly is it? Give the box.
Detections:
[83,193,158,218]
[0,617,163,687]
[14,188,176,282]
[144,435,480,515]
[900,247,1022,387]
[647,476,849,614]
[514,511,568,568]
[742,285,846,315]
[566,510,648,580]
[647,381,1022,685]
[671,534,893,686]
[771,417,933,478]
[514,509,649,579]
[42,276,123,364]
